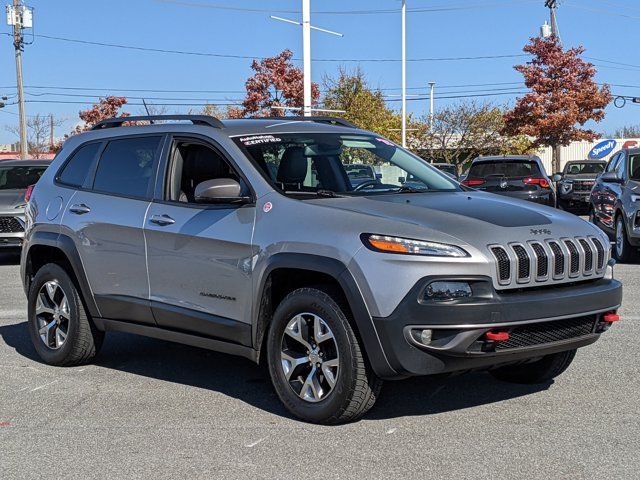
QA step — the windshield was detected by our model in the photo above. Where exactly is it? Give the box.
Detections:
[234,133,458,196]
[468,161,541,178]
[563,162,605,175]
[0,165,47,190]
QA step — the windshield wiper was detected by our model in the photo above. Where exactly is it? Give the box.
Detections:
[316,189,344,198]
[395,185,426,193]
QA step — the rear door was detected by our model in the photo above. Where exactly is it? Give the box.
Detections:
[60,135,164,324]
[144,135,255,345]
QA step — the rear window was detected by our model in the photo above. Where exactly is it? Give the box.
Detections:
[468,161,541,178]
[0,165,47,190]
[92,136,161,199]
[563,162,605,175]
[57,142,101,187]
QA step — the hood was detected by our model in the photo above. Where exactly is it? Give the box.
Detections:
[0,190,27,215]
[306,191,602,248]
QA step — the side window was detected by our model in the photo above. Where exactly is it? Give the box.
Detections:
[57,142,101,187]
[617,153,627,179]
[630,155,640,181]
[606,153,620,173]
[92,136,161,199]
[166,140,246,203]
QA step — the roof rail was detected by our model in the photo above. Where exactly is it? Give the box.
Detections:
[252,116,358,129]
[90,115,224,130]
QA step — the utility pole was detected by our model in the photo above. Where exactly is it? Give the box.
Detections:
[271,1,342,117]
[401,0,407,148]
[428,82,435,132]
[8,0,30,158]
[544,0,561,44]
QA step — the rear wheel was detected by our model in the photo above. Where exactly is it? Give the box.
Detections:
[267,288,382,424]
[27,263,103,366]
[614,215,638,263]
[489,349,577,384]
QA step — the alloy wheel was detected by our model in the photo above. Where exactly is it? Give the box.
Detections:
[35,280,70,350]
[616,218,625,259]
[280,313,340,403]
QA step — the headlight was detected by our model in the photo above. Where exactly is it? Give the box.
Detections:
[560,181,573,194]
[362,234,469,257]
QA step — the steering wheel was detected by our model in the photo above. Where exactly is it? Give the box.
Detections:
[353,180,381,191]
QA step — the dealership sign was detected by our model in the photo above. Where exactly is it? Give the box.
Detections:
[588,140,617,159]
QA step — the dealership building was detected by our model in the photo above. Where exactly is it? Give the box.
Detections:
[536,138,638,173]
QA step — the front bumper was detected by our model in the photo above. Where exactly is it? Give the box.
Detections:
[0,215,25,248]
[372,276,622,377]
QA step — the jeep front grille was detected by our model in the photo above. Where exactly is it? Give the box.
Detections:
[489,236,607,288]
[0,216,23,233]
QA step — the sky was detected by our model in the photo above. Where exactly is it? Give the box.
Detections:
[1,0,640,144]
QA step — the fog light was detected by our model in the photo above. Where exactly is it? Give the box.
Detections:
[420,329,433,345]
[425,281,472,301]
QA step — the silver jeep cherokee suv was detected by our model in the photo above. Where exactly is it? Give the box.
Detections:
[21,115,622,424]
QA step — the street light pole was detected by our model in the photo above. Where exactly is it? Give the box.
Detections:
[302,0,311,116]
[428,82,435,132]
[401,0,407,148]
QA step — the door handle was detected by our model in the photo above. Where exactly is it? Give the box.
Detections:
[69,203,91,215]
[149,214,175,226]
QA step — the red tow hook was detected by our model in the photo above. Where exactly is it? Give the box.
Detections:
[603,312,620,323]
[485,331,510,341]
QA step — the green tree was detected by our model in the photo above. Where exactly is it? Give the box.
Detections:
[323,68,403,144]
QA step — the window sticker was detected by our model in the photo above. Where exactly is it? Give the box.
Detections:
[239,135,283,146]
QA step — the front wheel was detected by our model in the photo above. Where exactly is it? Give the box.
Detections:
[489,349,577,384]
[614,215,639,263]
[267,288,382,424]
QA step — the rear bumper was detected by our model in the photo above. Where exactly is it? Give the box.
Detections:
[489,190,555,206]
[371,277,622,378]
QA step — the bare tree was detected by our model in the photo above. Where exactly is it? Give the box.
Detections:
[6,114,63,158]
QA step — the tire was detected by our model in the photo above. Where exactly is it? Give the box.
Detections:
[489,349,577,384]
[27,263,104,366]
[267,287,382,424]
[614,214,639,263]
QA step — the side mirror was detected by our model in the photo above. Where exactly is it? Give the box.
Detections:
[600,172,624,184]
[194,178,251,204]
[398,176,406,183]
[552,173,563,182]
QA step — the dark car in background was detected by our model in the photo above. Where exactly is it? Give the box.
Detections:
[344,163,381,188]
[462,155,556,207]
[590,148,640,262]
[431,162,458,180]
[556,160,606,212]
[0,159,51,248]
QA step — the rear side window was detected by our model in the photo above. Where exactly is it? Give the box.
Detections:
[92,136,161,199]
[469,161,541,178]
[57,142,101,187]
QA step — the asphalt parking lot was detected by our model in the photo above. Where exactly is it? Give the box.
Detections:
[0,251,638,480]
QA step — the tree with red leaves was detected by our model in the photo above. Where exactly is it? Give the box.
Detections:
[502,37,612,172]
[238,49,320,117]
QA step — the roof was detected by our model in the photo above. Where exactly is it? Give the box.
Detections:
[220,118,361,136]
[565,159,607,164]
[0,158,53,167]
[472,155,542,163]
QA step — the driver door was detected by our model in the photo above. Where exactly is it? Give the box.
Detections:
[144,136,256,345]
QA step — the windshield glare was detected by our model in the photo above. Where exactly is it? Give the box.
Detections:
[0,166,47,190]
[234,133,458,196]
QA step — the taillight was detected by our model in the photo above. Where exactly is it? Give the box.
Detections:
[24,184,35,202]
[523,177,550,189]
[461,179,486,187]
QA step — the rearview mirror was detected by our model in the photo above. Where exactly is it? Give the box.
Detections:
[194,178,251,204]
[600,172,624,184]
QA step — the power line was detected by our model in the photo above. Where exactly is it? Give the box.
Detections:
[0,32,527,63]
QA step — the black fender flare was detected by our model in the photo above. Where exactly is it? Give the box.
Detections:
[25,231,100,318]
[253,252,398,379]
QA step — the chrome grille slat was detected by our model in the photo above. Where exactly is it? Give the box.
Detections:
[489,235,609,289]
